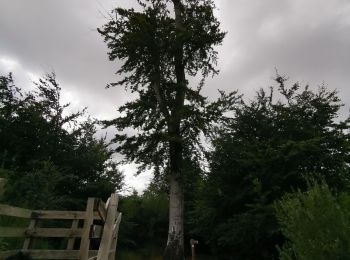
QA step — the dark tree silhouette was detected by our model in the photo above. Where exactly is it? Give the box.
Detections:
[98,0,237,258]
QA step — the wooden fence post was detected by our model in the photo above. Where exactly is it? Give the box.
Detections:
[22,219,37,250]
[79,198,95,260]
[67,219,79,250]
[97,194,118,260]
[108,212,122,260]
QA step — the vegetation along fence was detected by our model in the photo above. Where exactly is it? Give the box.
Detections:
[0,193,121,260]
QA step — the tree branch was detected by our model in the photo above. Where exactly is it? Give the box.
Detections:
[151,79,170,123]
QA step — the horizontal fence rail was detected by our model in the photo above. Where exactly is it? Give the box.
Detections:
[0,204,103,220]
[0,250,102,259]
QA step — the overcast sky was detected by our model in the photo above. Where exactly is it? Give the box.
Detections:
[1,0,350,192]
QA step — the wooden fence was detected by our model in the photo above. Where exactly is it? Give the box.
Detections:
[0,193,121,260]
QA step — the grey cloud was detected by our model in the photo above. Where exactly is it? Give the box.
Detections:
[0,0,133,118]
[1,0,350,191]
[212,0,350,112]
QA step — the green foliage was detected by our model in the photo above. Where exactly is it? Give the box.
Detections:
[4,162,61,209]
[276,182,350,260]
[118,249,163,260]
[191,76,350,259]
[118,188,168,252]
[0,73,124,209]
[0,213,29,250]
[0,238,8,251]
[98,0,236,175]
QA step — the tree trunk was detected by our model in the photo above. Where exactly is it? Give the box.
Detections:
[164,139,185,260]
[164,173,184,259]
[165,1,186,259]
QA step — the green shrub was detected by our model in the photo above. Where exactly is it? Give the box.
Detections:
[276,182,350,260]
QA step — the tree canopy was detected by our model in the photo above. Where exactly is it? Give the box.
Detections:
[191,76,350,259]
[0,73,123,210]
[98,0,233,172]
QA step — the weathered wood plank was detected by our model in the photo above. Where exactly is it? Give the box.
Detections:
[0,227,84,238]
[0,204,102,220]
[25,228,84,238]
[105,198,110,210]
[79,198,95,260]
[31,211,86,220]
[109,212,122,260]
[97,199,107,222]
[0,204,32,218]
[67,219,79,250]
[97,194,119,260]
[0,250,99,259]
[31,211,102,220]
[92,225,103,239]
[112,212,122,239]
[23,219,37,249]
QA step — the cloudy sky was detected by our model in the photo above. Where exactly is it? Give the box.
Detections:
[1,0,350,192]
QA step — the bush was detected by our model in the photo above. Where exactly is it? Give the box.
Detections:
[276,182,350,260]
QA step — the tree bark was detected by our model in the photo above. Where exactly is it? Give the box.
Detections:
[164,174,184,259]
[164,140,185,260]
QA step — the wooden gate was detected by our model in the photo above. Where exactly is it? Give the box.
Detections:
[0,193,121,260]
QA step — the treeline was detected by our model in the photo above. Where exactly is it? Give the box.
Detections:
[1,72,350,259]
[0,73,123,210]
[190,76,350,259]
[118,76,350,259]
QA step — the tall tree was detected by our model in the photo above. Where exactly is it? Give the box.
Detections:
[98,0,234,258]
[191,76,350,259]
